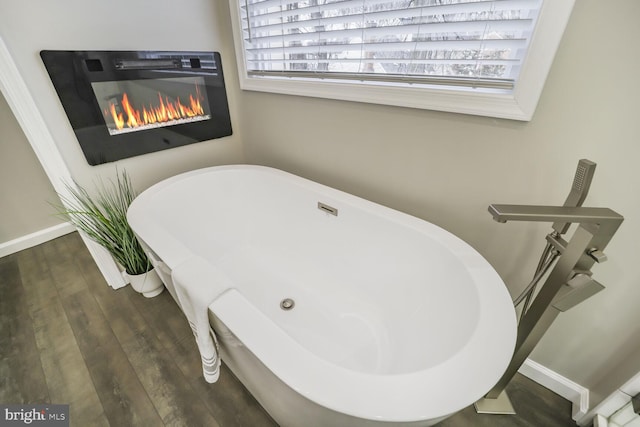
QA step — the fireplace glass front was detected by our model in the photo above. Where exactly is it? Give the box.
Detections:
[41,50,232,165]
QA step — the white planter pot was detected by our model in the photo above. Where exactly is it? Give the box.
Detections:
[125,268,164,298]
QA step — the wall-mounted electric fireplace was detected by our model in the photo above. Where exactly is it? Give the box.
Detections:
[41,50,232,165]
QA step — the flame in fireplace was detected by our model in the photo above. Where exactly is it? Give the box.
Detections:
[104,84,207,133]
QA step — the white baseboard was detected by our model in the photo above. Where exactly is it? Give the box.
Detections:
[0,222,76,258]
[594,413,610,427]
[577,371,640,426]
[519,358,590,421]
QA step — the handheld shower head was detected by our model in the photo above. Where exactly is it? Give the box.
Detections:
[552,159,596,235]
[570,159,596,204]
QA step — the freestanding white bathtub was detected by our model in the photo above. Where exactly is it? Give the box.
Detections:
[127,164,516,426]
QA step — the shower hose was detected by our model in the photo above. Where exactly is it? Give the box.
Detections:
[513,234,561,324]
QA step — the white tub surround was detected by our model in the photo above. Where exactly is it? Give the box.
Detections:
[127,164,517,426]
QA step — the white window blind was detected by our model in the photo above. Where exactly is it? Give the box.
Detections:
[240,0,543,91]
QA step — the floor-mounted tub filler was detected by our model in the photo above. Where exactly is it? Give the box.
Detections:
[127,165,517,426]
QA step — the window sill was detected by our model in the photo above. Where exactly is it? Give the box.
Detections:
[240,75,532,121]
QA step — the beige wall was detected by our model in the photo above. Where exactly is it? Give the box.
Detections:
[1,0,638,413]
[232,0,640,408]
[0,91,63,243]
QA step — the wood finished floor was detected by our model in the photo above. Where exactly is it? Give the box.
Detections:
[1,232,576,426]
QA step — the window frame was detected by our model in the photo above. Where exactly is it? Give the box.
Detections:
[228,0,575,121]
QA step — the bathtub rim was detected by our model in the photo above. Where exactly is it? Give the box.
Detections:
[127,164,517,423]
[129,163,498,272]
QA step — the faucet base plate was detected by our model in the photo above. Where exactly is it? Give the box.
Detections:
[474,391,517,415]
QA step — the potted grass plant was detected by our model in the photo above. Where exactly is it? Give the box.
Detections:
[54,170,164,298]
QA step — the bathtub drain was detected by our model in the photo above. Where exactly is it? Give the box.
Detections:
[280,298,295,310]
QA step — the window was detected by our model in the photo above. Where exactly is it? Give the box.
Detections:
[229,0,575,120]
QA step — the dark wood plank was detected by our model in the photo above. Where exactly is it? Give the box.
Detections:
[128,286,203,379]
[201,364,281,427]
[14,241,109,424]
[62,287,162,426]
[40,235,88,298]
[56,233,110,296]
[103,289,222,426]
[434,374,574,426]
[39,234,162,426]
[0,255,49,404]
[13,244,57,312]
[30,296,108,424]
[504,373,574,426]
[78,274,221,424]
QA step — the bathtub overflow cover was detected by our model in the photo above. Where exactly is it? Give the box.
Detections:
[280,298,295,310]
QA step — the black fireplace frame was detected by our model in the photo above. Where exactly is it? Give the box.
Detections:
[40,50,232,165]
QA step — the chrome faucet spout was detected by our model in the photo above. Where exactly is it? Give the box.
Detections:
[488,204,623,226]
